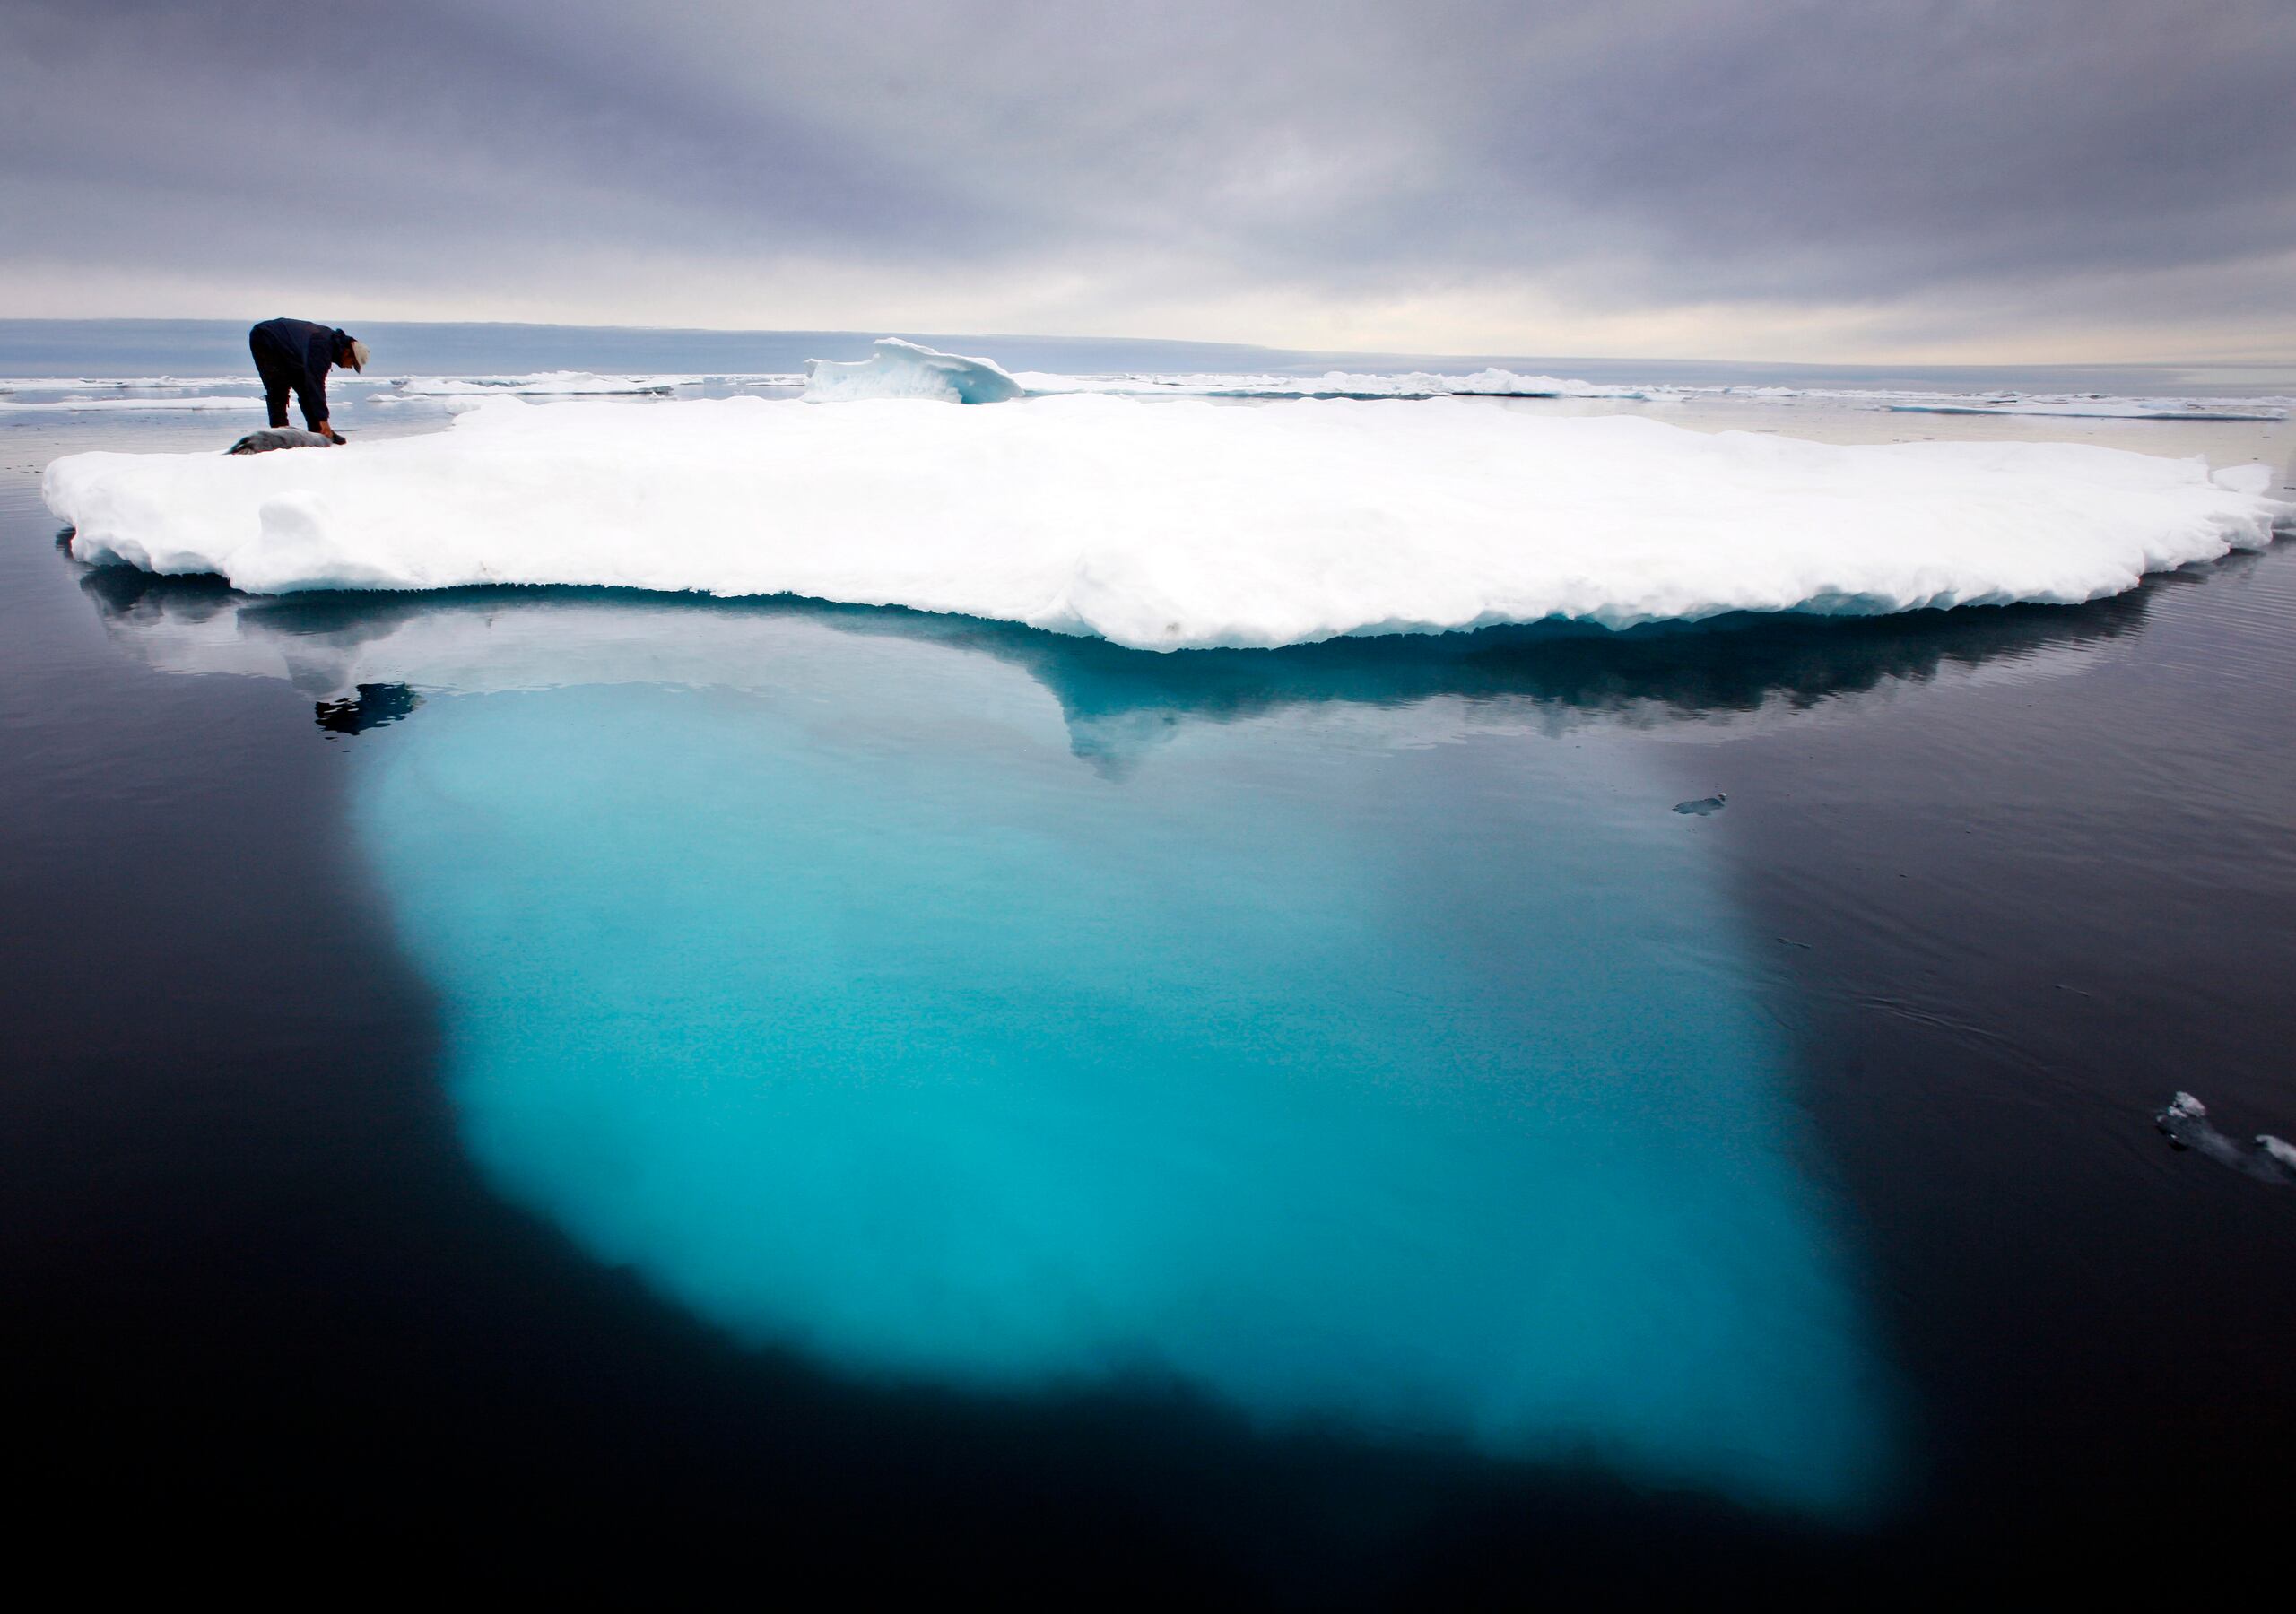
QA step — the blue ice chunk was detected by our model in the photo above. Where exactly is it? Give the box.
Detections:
[803,337,1026,404]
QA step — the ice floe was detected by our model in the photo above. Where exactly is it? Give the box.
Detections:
[46,392,2291,651]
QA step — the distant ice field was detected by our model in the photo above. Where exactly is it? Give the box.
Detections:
[1018,373,2291,419]
[7,330,2287,420]
[1,393,264,412]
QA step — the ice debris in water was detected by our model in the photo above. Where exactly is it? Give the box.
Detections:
[804,337,1025,404]
[2155,1093,2296,1183]
[1674,793,1728,816]
[44,385,2294,652]
[2162,1091,2208,1124]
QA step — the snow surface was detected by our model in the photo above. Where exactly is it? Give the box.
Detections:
[804,337,1025,404]
[46,392,2292,652]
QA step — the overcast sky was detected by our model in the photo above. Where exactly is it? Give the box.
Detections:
[4,0,2290,361]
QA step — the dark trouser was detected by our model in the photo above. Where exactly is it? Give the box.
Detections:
[249,326,324,430]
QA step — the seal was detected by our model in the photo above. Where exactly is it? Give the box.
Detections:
[227,428,335,456]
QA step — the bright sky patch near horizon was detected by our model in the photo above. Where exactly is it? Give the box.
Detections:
[3,0,2290,365]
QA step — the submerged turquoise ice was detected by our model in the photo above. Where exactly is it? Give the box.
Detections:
[350,616,1894,1519]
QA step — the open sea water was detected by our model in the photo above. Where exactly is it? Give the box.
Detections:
[3,324,2292,1600]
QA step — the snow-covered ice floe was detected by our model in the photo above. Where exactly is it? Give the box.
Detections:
[46,392,2292,652]
[804,337,1026,404]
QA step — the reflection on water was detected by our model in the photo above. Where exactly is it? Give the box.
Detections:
[315,683,422,734]
[77,567,2156,762]
[72,575,2192,1522]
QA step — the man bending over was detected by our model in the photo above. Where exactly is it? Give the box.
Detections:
[248,318,368,444]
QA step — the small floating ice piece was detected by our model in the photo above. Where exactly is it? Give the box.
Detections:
[1674,793,1728,816]
[2155,1093,2296,1183]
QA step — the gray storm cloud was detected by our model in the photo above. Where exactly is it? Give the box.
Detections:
[2,0,2290,358]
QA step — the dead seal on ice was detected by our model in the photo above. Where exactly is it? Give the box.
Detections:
[227,427,335,456]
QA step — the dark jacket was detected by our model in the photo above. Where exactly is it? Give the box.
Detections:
[249,317,352,430]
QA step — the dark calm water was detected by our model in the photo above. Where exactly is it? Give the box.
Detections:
[4,377,2293,1600]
